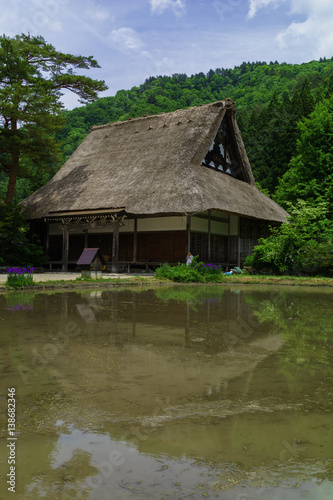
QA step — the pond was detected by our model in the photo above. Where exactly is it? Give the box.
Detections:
[0,284,333,499]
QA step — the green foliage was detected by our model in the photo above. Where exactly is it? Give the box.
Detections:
[6,267,34,289]
[275,94,333,214]
[298,240,333,276]
[156,262,204,282]
[0,204,46,266]
[245,288,333,385]
[245,201,333,275]
[155,256,225,283]
[242,79,316,194]
[0,34,107,203]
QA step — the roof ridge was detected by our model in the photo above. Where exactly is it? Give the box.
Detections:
[89,100,229,133]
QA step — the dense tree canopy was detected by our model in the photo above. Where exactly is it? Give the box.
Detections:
[0,204,46,266]
[275,94,333,215]
[242,78,316,194]
[0,34,107,204]
[245,201,333,275]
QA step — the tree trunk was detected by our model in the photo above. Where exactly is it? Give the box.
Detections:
[5,118,19,205]
[6,154,19,204]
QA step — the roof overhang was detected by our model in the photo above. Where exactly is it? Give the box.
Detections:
[44,208,126,222]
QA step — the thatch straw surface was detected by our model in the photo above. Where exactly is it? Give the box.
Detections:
[21,100,288,222]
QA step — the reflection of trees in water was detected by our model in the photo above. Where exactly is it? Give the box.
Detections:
[244,289,333,391]
[4,291,35,310]
[154,285,226,310]
[14,287,283,395]
[74,286,270,352]
[2,288,333,498]
[2,287,313,392]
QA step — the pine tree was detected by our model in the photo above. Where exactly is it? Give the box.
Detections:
[0,34,107,204]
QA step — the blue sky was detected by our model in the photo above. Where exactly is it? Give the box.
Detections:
[1,0,333,108]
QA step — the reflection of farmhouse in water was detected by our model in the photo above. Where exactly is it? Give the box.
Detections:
[3,288,332,499]
[55,288,283,410]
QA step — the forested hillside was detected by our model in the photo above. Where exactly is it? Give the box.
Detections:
[57,58,333,196]
[2,58,333,204]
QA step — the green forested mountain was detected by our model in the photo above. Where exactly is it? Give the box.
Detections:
[2,58,333,204]
[57,58,333,195]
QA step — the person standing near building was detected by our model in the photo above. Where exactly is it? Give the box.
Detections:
[186,252,193,266]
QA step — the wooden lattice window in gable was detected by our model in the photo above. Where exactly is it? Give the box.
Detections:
[202,118,245,181]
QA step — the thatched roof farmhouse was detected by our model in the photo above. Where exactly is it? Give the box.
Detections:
[21,99,288,271]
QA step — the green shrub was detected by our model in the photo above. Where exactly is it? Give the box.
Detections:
[155,256,225,283]
[246,201,333,275]
[0,204,47,267]
[298,240,333,276]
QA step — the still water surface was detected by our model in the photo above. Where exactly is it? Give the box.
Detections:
[0,285,333,499]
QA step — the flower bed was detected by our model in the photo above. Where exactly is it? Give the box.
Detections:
[6,267,34,288]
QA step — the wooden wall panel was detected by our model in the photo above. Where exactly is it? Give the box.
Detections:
[48,235,62,260]
[68,235,85,260]
[137,233,149,261]
[87,234,112,259]
[173,231,187,262]
[136,231,186,262]
[119,234,134,261]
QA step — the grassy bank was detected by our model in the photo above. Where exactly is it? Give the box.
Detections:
[216,275,333,286]
[1,273,333,292]
[0,275,157,292]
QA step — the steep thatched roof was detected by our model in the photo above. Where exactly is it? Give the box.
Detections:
[21,99,288,222]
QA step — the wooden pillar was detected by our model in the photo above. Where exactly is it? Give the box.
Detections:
[227,214,230,265]
[237,217,241,268]
[62,224,69,271]
[112,222,119,273]
[84,229,88,248]
[45,223,50,270]
[186,215,191,256]
[45,223,50,257]
[208,210,211,261]
[133,218,137,263]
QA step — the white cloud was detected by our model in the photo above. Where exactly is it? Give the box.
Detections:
[12,0,68,36]
[248,0,333,59]
[107,27,144,51]
[150,0,186,17]
[247,0,285,19]
[85,1,111,22]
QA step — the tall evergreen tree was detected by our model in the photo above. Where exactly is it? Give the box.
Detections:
[0,34,107,204]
